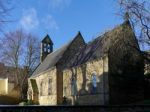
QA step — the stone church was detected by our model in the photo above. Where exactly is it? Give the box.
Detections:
[28,20,144,105]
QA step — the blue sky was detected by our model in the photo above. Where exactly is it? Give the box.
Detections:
[5,0,123,50]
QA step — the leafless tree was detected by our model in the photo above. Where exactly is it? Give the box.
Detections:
[118,0,150,47]
[117,0,150,64]
[0,29,40,99]
[24,33,40,74]
[0,29,24,85]
[21,33,40,99]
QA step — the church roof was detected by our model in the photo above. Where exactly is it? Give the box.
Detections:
[30,32,83,78]
[31,43,69,78]
[30,20,138,78]
[42,34,53,45]
[69,20,138,66]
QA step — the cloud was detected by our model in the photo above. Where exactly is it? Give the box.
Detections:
[49,0,71,9]
[42,14,59,30]
[20,8,39,30]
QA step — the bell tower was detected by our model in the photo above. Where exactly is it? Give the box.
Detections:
[40,34,53,62]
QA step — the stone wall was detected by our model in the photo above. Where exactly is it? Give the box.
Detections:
[63,56,109,105]
[29,67,57,105]
[57,32,86,69]
[108,22,144,104]
[56,33,86,104]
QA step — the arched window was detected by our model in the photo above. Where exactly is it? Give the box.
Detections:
[92,72,97,94]
[28,89,32,100]
[64,86,67,97]
[48,78,52,95]
[71,76,77,96]
[43,43,47,52]
[47,44,50,53]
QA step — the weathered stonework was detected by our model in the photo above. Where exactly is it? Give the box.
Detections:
[56,33,86,104]
[28,33,86,105]
[28,21,144,105]
[63,56,109,105]
[29,67,57,105]
[108,21,144,104]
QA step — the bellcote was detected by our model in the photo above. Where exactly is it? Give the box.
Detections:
[40,34,53,62]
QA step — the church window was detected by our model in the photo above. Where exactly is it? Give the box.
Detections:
[64,86,67,96]
[43,43,47,47]
[48,78,52,95]
[47,49,50,53]
[92,72,97,94]
[47,44,52,53]
[44,48,47,52]
[28,89,32,100]
[47,44,50,48]
[40,80,43,96]
[43,43,47,52]
[71,76,77,96]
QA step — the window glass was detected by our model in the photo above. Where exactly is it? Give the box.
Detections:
[40,80,47,96]
[48,78,52,95]
[44,47,47,52]
[71,77,77,96]
[43,43,47,47]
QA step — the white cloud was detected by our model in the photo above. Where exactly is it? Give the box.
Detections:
[49,0,71,9]
[20,8,39,30]
[42,14,59,30]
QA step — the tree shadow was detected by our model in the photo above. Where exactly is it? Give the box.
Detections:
[78,64,88,95]
[75,70,108,105]
[65,62,109,105]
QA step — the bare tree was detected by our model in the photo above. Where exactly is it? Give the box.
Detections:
[0,29,24,85]
[24,33,40,74]
[21,33,40,99]
[118,0,150,47]
[0,29,40,99]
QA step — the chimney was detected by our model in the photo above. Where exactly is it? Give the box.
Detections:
[40,34,53,62]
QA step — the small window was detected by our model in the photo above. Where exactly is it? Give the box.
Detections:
[47,44,51,53]
[40,80,48,96]
[44,47,47,52]
[48,78,52,95]
[43,43,47,52]
[47,48,50,53]
[47,44,50,48]
[71,77,77,96]
[43,43,47,47]
[92,72,97,94]
[40,80,43,96]
[28,89,32,100]
[64,86,67,96]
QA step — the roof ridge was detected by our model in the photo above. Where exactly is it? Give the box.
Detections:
[86,20,132,46]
